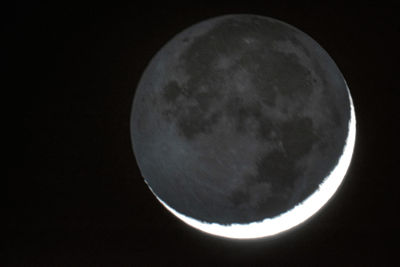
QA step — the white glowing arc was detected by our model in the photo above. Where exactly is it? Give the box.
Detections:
[146,87,356,240]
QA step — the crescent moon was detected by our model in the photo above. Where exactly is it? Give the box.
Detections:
[147,85,355,239]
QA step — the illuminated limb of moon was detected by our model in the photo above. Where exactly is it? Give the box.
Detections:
[147,86,356,239]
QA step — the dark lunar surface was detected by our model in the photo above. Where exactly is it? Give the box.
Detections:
[131,15,350,224]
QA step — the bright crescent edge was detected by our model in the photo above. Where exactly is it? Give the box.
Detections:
[146,83,356,240]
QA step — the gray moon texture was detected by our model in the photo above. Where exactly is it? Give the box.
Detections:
[131,15,351,225]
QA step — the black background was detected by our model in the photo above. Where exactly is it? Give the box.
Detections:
[7,1,398,266]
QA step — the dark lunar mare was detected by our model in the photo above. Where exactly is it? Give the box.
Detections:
[131,15,350,224]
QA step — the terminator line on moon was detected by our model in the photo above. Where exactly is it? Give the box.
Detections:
[130,14,356,239]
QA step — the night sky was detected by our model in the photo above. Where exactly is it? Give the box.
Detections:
[7,2,398,266]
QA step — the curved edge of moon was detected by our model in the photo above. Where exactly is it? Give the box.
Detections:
[145,84,356,239]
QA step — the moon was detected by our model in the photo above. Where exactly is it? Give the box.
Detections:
[130,14,356,239]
